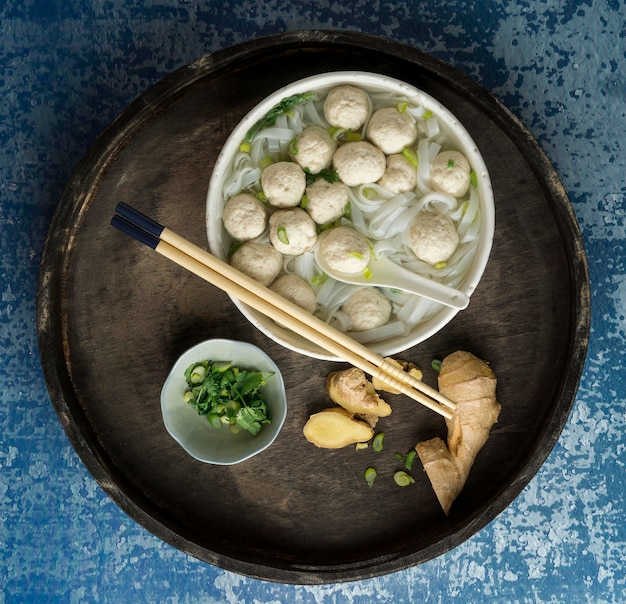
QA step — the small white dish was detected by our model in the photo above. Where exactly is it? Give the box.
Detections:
[160,339,287,464]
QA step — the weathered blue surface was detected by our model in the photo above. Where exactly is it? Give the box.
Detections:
[1,1,625,602]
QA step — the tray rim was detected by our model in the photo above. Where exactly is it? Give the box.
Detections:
[36,29,590,584]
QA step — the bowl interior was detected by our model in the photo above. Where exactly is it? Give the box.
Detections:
[206,72,495,360]
[160,339,287,464]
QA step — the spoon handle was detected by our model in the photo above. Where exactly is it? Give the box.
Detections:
[376,257,470,310]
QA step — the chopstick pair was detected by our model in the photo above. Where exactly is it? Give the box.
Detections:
[111,202,456,419]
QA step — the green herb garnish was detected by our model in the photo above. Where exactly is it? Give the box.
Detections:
[304,167,340,186]
[245,92,316,142]
[183,360,273,436]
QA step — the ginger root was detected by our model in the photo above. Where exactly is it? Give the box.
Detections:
[303,407,374,448]
[326,368,392,418]
[415,350,500,515]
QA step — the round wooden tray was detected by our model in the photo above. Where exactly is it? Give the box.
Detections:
[37,31,590,584]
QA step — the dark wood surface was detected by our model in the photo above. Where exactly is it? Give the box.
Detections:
[37,31,590,584]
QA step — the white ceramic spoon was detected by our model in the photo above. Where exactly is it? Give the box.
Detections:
[314,249,470,310]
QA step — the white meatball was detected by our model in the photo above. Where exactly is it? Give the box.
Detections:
[270,274,317,314]
[408,212,459,265]
[261,161,306,208]
[269,208,317,256]
[231,241,282,286]
[430,151,471,198]
[366,107,418,154]
[222,193,267,241]
[377,154,417,194]
[342,288,392,331]
[289,126,336,174]
[332,141,386,187]
[323,85,370,130]
[319,226,370,274]
[305,179,349,225]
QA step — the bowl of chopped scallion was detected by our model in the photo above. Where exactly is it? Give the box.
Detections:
[160,339,287,464]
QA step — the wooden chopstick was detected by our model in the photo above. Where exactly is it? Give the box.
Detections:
[111,204,456,418]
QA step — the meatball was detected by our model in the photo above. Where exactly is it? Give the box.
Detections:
[323,85,370,130]
[430,150,471,198]
[366,107,418,154]
[332,141,386,187]
[261,161,306,208]
[270,274,317,314]
[222,193,267,241]
[231,241,282,286]
[342,288,392,331]
[319,226,371,274]
[289,125,336,174]
[408,212,459,265]
[269,208,317,256]
[305,179,349,225]
[378,153,417,194]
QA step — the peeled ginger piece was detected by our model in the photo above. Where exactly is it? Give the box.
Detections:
[303,407,374,449]
[416,350,501,515]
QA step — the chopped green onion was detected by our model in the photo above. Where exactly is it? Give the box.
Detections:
[434,261,447,269]
[260,156,275,168]
[365,467,377,488]
[470,170,478,188]
[405,450,417,471]
[212,361,232,372]
[355,442,368,451]
[393,471,415,487]
[229,423,242,435]
[342,202,351,218]
[288,138,299,156]
[362,266,373,280]
[257,191,267,202]
[372,432,385,452]
[311,273,328,285]
[300,194,308,209]
[183,390,195,403]
[345,132,362,142]
[239,142,251,153]
[277,226,289,245]
[348,252,364,260]
[189,365,206,384]
[397,101,409,113]
[208,413,222,430]
[431,359,442,373]
[402,146,418,168]
[447,158,455,169]
[422,109,433,120]
[362,187,377,200]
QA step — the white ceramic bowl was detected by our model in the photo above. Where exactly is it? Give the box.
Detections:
[206,72,495,360]
[160,339,287,464]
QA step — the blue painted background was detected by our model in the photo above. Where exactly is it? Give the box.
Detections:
[1,1,625,602]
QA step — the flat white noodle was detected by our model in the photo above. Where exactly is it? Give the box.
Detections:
[348,320,408,343]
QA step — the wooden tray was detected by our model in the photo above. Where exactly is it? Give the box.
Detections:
[37,31,590,584]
